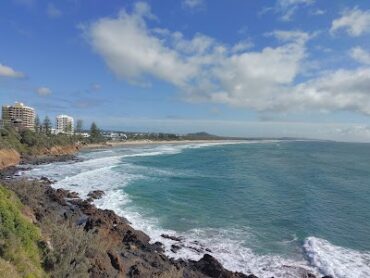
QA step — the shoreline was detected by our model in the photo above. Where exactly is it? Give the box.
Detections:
[80,139,255,150]
[0,144,329,278]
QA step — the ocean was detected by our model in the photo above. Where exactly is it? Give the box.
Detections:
[24,141,370,278]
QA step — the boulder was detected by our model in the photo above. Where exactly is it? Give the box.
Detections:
[87,190,105,200]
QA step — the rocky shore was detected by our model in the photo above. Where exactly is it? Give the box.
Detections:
[0,149,333,278]
[0,174,255,277]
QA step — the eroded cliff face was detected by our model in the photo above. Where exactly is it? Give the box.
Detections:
[39,145,79,156]
[0,149,21,170]
[0,145,79,170]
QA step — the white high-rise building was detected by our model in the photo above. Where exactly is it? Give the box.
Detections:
[56,115,74,135]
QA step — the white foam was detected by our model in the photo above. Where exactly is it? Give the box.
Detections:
[304,237,370,278]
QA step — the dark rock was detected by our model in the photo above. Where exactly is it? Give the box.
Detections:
[191,254,250,278]
[151,241,164,253]
[66,191,79,198]
[128,265,140,277]
[188,246,202,253]
[171,244,181,253]
[161,234,183,242]
[87,190,105,200]
[193,254,226,277]
[40,176,53,183]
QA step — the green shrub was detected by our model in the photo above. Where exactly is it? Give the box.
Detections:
[0,185,46,277]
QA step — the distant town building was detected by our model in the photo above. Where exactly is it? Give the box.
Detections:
[56,115,74,135]
[1,102,36,130]
[76,132,90,138]
[103,132,128,141]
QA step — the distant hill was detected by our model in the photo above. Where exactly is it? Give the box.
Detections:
[183,132,221,140]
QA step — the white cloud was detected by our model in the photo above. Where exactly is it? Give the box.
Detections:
[47,3,62,18]
[331,7,370,37]
[231,40,254,53]
[294,68,370,114]
[183,0,205,9]
[276,0,315,21]
[0,63,24,78]
[86,2,201,88]
[85,2,370,117]
[350,47,370,65]
[35,87,52,96]
[311,9,325,16]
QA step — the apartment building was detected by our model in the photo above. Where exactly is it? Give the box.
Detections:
[1,102,36,130]
[56,115,74,135]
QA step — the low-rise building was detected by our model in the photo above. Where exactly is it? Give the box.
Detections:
[1,102,36,130]
[56,115,74,135]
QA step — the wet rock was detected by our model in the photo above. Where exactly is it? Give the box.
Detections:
[161,234,183,242]
[40,176,53,183]
[191,254,250,278]
[192,254,227,277]
[151,241,164,253]
[188,246,202,253]
[171,244,181,253]
[87,190,105,200]
[66,191,79,198]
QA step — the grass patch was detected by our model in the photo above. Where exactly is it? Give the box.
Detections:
[0,185,46,277]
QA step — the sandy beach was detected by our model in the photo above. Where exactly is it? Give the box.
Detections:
[80,139,241,150]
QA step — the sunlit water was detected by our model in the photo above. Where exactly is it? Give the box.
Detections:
[23,141,370,278]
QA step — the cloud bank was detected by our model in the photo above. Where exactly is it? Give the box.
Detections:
[85,2,370,115]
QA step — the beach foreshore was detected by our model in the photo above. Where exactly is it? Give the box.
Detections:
[82,139,231,149]
[81,139,248,150]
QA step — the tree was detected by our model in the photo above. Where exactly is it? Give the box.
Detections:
[64,122,73,135]
[34,115,41,133]
[89,122,102,142]
[43,116,52,135]
[76,119,83,133]
[20,129,37,147]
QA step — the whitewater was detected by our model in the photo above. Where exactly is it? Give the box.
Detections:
[23,141,370,278]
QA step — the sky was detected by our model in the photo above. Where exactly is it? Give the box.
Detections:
[1,0,370,142]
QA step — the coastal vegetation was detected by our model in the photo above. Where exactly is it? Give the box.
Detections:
[0,185,45,277]
[0,127,76,154]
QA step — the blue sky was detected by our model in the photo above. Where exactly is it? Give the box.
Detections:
[1,0,370,141]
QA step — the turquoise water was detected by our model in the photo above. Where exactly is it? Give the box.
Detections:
[124,141,370,251]
[25,141,370,277]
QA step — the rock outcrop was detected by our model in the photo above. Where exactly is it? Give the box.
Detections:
[20,145,80,165]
